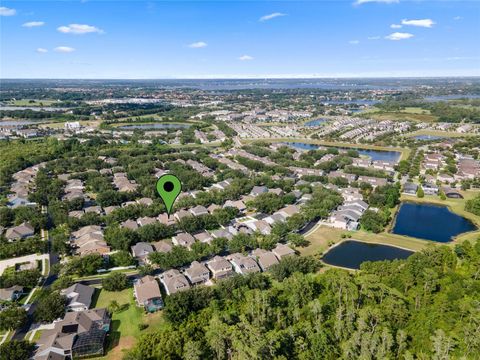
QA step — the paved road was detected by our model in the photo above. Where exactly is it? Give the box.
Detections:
[12,206,59,341]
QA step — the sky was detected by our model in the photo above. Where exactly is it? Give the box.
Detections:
[1,0,479,79]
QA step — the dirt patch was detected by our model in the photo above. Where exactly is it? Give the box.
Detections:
[105,336,136,359]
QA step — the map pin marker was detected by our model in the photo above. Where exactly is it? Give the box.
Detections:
[156,174,182,217]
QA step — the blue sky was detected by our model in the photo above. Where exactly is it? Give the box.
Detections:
[1,0,479,78]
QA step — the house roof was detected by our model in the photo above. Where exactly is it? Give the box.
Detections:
[134,276,162,304]
[61,283,94,309]
[131,242,154,257]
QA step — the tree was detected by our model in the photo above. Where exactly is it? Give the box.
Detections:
[287,233,310,247]
[417,187,425,198]
[0,306,27,331]
[35,291,66,322]
[102,272,129,292]
[360,210,389,233]
[50,276,74,291]
[0,340,35,360]
[109,250,136,267]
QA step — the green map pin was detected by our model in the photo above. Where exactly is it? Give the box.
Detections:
[156,174,182,216]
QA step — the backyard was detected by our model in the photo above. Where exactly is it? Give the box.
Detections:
[91,287,165,359]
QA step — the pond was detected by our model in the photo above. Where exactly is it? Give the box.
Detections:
[285,142,401,162]
[413,135,447,141]
[117,123,190,130]
[322,240,413,269]
[392,202,477,242]
[304,118,328,127]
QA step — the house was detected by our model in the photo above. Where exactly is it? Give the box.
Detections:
[84,206,103,215]
[442,187,464,199]
[152,240,172,253]
[172,232,195,249]
[224,200,246,212]
[5,222,35,241]
[103,206,119,215]
[227,253,261,275]
[275,205,300,220]
[207,256,234,279]
[6,196,36,209]
[422,183,439,195]
[194,231,213,244]
[272,244,296,260]
[133,276,163,312]
[121,219,139,230]
[174,209,192,222]
[137,197,154,206]
[190,205,209,217]
[251,185,268,197]
[61,284,95,312]
[0,285,23,301]
[185,261,210,285]
[131,242,154,264]
[251,249,279,271]
[137,216,156,227]
[211,228,234,240]
[160,269,191,295]
[403,182,418,195]
[246,220,272,235]
[357,176,388,188]
[71,225,110,256]
[157,213,176,226]
[34,308,111,359]
[207,204,221,213]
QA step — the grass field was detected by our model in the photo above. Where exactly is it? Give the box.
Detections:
[7,99,57,106]
[91,287,165,359]
[405,129,475,138]
[362,107,437,122]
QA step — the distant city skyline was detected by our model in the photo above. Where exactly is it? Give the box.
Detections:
[1,0,479,79]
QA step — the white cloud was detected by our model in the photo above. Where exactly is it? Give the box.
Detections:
[259,12,286,22]
[0,6,16,16]
[36,48,48,53]
[239,55,254,61]
[57,24,103,34]
[367,36,381,40]
[22,21,45,28]
[453,16,462,21]
[188,41,207,48]
[401,18,435,28]
[385,32,414,40]
[354,0,399,5]
[54,46,75,53]
[390,24,402,29]
[349,40,360,45]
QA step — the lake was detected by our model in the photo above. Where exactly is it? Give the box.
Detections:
[117,123,190,130]
[285,142,401,162]
[304,118,328,127]
[413,135,447,141]
[392,202,476,242]
[322,240,413,269]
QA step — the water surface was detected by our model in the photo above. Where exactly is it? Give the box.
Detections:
[392,202,476,242]
[322,240,413,269]
[285,142,401,162]
[304,118,328,127]
[118,123,190,130]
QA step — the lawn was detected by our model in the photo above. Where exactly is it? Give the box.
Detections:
[91,287,165,359]
[7,99,57,106]
[363,108,437,122]
[405,129,475,138]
